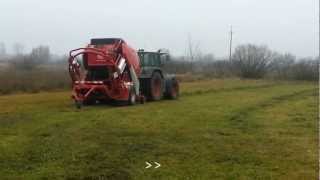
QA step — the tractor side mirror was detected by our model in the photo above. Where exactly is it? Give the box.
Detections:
[160,54,170,66]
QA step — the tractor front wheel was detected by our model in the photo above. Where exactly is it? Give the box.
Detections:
[128,87,136,105]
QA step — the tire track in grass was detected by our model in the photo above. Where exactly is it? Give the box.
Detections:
[227,88,316,132]
[0,83,279,129]
[181,83,278,97]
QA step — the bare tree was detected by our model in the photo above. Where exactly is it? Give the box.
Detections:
[232,44,273,78]
[13,43,24,56]
[0,42,6,58]
[186,34,200,73]
[30,45,50,64]
[290,57,319,81]
[270,53,296,79]
[10,45,50,70]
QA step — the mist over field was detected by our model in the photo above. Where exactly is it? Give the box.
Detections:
[0,0,318,57]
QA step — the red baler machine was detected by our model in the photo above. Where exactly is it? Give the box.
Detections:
[68,38,142,107]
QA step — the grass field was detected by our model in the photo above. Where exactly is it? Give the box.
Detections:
[0,79,318,180]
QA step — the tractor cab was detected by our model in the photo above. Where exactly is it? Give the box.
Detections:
[138,49,170,67]
[137,49,170,78]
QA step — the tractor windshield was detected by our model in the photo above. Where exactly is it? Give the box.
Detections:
[139,53,161,67]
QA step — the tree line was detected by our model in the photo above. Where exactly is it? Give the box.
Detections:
[0,44,69,94]
[0,43,318,94]
[166,44,318,81]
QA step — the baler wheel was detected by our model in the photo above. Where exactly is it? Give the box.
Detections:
[75,100,83,109]
[150,72,163,101]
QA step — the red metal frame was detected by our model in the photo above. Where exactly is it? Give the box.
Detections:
[68,46,132,103]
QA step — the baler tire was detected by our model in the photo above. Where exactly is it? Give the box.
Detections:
[150,72,163,101]
[75,100,83,109]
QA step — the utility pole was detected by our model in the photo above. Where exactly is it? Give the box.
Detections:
[229,26,233,61]
[187,34,194,73]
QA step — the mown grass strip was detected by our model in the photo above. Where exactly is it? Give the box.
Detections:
[226,88,317,132]
[181,83,278,97]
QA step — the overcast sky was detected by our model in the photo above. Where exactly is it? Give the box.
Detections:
[0,0,318,58]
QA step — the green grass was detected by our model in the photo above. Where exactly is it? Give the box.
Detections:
[0,79,318,180]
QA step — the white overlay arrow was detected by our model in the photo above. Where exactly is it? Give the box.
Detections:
[145,162,152,169]
[154,162,161,169]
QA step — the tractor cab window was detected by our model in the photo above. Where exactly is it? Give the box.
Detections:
[160,54,169,65]
[149,53,160,66]
[153,54,161,66]
[139,52,161,67]
[145,53,154,66]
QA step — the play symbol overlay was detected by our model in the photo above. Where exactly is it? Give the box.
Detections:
[145,162,161,169]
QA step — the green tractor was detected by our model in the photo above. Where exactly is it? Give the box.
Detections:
[138,49,179,101]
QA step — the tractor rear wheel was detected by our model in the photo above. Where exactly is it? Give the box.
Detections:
[165,78,179,99]
[150,72,163,101]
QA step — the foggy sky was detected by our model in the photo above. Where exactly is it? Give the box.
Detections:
[0,0,318,58]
